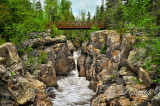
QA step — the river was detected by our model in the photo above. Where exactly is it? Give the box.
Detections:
[47,50,95,106]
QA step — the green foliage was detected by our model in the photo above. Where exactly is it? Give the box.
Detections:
[85,25,100,41]
[0,38,6,45]
[24,55,35,70]
[90,25,100,31]
[50,25,62,38]
[80,25,100,42]
[121,0,158,33]
[26,46,33,55]
[63,25,100,43]
[142,58,153,71]
[10,71,15,77]
[131,77,142,85]
[0,3,12,34]
[19,48,25,56]
[100,45,107,54]
[44,0,74,21]
[136,57,140,61]
[0,0,47,43]
[153,68,160,84]
[38,51,47,64]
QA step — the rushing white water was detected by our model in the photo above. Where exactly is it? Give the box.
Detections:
[48,50,95,106]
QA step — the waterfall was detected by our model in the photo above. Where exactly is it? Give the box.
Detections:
[47,50,95,106]
[72,50,81,76]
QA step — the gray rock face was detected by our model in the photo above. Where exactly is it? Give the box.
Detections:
[0,43,52,106]
[67,40,76,53]
[37,61,57,87]
[154,86,160,96]
[120,33,136,65]
[92,83,124,106]
[78,54,86,77]
[152,86,160,106]
[90,31,106,49]
[80,30,157,106]
[127,47,146,73]
[97,69,114,84]
[28,31,50,39]
[85,56,92,80]
[47,43,70,76]
[22,35,67,49]
[123,76,138,85]
[0,35,74,106]
[138,67,153,87]
[118,96,131,106]
[151,92,160,106]
[23,36,73,76]
[118,67,135,76]
[0,43,21,65]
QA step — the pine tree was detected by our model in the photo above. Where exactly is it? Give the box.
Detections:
[95,6,101,21]
[87,12,91,21]
[105,0,120,28]
[80,10,86,21]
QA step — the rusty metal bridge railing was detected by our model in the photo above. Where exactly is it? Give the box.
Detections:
[48,21,107,29]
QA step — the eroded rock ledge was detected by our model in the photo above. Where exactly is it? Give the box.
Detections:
[78,30,159,106]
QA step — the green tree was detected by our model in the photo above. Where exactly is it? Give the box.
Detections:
[95,6,101,21]
[105,0,120,28]
[122,0,157,32]
[80,10,86,21]
[44,0,59,21]
[0,4,11,35]
[87,11,91,21]
[59,0,74,21]
[100,0,105,21]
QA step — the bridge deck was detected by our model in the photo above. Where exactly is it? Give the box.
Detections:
[49,21,107,29]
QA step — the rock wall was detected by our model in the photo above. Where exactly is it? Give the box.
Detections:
[78,30,159,106]
[0,43,52,106]
[0,33,74,105]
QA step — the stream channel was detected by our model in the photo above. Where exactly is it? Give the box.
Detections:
[47,50,95,106]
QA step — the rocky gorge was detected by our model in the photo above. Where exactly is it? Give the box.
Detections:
[0,30,160,106]
[78,30,159,106]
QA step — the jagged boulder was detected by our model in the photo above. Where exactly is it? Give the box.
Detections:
[118,67,135,76]
[67,40,76,53]
[81,41,89,54]
[0,42,52,106]
[90,31,107,49]
[0,65,52,106]
[138,67,154,87]
[92,83,124,106]
[28,31,49,39]
[106,31,120,57]
[46,43,70,76]
[123,76,138,85]
[85,56,92,80]
[78,54,86,77]
[0,43,21,65]
[22,35,67,49]
[127,47,146,73]
[151,86,160,106]
[35,61,57,87]
[118,96,131,106]
[97,69,114,84]
[120,33,136,64]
